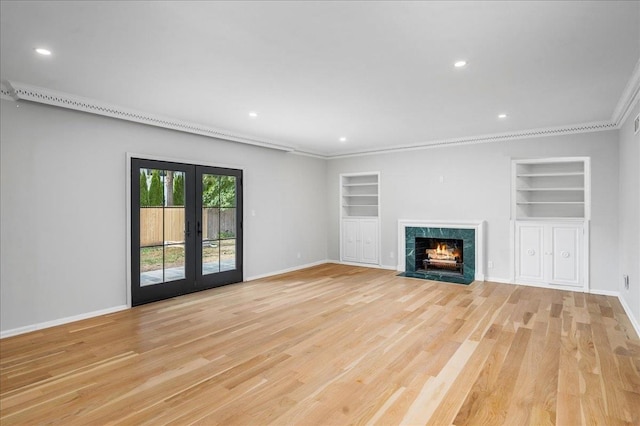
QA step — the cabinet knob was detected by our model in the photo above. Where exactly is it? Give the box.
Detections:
[526,249,535,256]
[561,251,570,258]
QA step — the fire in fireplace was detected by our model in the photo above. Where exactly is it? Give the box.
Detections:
[415,237,464,276]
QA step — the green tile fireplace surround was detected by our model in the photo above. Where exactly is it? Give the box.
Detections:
[397,220,485,285]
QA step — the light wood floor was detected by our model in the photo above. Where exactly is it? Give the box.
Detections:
[1,264,639,425]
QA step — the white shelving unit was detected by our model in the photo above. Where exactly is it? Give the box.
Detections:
[341,173,379,218]
[340,172,380,265]
[511,157,590,291]
[512,157,590,220]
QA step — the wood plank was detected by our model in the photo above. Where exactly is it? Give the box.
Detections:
[1,264,638,425]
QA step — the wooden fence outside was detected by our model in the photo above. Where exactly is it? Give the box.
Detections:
[140,207,236,246]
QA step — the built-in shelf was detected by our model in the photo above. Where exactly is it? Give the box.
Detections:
[512,157,590,220]
[516,188,584,191]
[342,183,379,187]
[340,172,381,265]
[341,173,379,218]
[517,201,585,205]
[517,172,584,177]
[512,158,591,292]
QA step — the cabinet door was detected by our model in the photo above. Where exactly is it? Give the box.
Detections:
[516,224,544,282]
[360,219,379,264]
[342,219,359,262]
[550,225,581,286]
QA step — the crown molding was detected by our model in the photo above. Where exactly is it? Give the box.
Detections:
[288,150,329,159]
[0,83,14,100]
[612,58,640,127]
[325,120,617,159]
[611,59,640,128]
[2,80,295,153]
[2,71,634,161]
[322,58,639,159]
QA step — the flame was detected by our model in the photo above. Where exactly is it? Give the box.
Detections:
[426,242,460,261]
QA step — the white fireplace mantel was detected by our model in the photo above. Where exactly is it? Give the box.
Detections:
[397,220,485,281]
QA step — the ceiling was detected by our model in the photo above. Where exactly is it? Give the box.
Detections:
[1,1,639,157]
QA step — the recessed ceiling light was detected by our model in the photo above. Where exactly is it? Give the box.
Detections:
[35,48,51,56]
[339,137,347,142]
[498,113,508,119]
[454,60,467,68]
[248,112,258,118]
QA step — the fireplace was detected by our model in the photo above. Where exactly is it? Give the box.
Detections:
[415,237,464,276]
[397,220,485,285]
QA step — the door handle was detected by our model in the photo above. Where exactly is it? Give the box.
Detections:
[185,221,191,237]
[197,221,202,236]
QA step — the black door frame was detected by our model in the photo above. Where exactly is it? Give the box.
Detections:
[195,165,243,290]
[131,158,243,306]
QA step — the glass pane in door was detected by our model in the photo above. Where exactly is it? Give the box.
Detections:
[140,246,163,286]
[201,174,237,275]
[220,239,236,271]
[163,170,186,282]
[164,244,186,282]
[139,168,187,285]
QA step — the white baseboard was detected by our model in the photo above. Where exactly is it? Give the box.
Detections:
[512,279,591,293]
[244,260,330,281]
[483,276,512,284]
[0,305,129,339]
[588,289,620,297]
[483,276,619,296]
[379,264,399,271]
[329,260,397,271]
[617,294,640,339]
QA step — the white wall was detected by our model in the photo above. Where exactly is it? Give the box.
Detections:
[0,98,327,333]
[618,101,640,329]
[1,95,634,335]
[327,130,620,292]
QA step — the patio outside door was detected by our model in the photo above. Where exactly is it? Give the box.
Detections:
[131,158,243,306]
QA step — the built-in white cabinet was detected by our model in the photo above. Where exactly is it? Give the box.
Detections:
[512,157,590,290]
[340,172,380,265]
[342,218,379,264]
[515,221,587,289]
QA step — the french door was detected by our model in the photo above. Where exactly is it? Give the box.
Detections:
[131,158,243,306]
